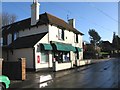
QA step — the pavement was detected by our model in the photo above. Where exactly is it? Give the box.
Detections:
[9,58,112,88]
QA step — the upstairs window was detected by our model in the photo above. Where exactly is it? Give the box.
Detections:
[0,37,3,46]
[74,34,78,43]
[58,29,64,40]
[14,32,19,40]
[7,34,12,45]
[3,36,7,45]
[12,32,19,41]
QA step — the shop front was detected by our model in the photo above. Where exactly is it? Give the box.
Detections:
[50,41,76,71]
[37,42,83,71]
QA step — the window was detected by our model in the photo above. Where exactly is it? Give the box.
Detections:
[54,51,70,63]
[14,32,19,41]
[3,36,7,45]
[7,34,12,45]
[41,51,49,63]
[63,52,70,62]
[58,29,64,40]
[74,34,78,43]
[0,37,3,46]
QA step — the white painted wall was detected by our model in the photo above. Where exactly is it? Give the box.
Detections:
[48,51,53,68]
[49,25,83,60]
[34,33,50,70]
[49,25,75,44]
[8,48,34,69]
[19,25,48,37]
[54,61,72,71]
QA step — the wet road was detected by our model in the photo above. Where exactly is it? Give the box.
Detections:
[10,58,120,88]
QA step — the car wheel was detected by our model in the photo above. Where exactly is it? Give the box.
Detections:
[0,83,6,90]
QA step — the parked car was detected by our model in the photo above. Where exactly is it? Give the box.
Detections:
[0,75,10,90]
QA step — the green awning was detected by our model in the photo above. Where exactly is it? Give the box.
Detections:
[75,47,82,52]
[51,42,76,52]
[40,43,53,51]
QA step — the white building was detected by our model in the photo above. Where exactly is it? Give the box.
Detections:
[2,1,85,71]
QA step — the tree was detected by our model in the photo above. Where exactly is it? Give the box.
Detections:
[1,12,17,26]
[112,32,120,51]
[88,29,101,47]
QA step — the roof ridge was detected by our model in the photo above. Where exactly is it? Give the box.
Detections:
[2,12,84,35]
[45,12,67,23]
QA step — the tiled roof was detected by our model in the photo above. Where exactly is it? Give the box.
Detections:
[8,32,47,49]
[2,12,84,35]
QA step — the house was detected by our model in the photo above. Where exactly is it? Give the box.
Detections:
[2,1,84,71]
[100,41,114,53]
[99,41,114,58]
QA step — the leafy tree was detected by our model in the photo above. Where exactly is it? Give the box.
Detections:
[88,29,101,47]
[112,32,120,50]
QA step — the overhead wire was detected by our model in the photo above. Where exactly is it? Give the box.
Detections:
[53,3,116,33]
[88,2,119,23]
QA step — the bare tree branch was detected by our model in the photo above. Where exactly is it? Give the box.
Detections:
[2,12,17,26]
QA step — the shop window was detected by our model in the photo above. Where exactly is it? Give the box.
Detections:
[54,51,70,63]
[74,34,78,43]
[41,51,49,63]
[63,52,70,62]
[54,52,63,63]
[58,29,64,40]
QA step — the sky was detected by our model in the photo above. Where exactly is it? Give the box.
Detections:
[2,2,118,43]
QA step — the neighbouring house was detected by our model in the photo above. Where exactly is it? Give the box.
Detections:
[2,1,84,71]
[100,41,114,53]
[99,41,114,58]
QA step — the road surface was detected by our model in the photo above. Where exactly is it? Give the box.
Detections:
[10,58,120,88]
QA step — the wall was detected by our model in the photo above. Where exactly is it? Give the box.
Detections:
[53,61,72,71]
[3,25,48,46]
[19,25,48,37]
[8,48,33,69]
[48,25,74,44]
[34,33,51,70]
[48,25,83,60]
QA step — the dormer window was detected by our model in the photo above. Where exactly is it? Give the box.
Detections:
[74,33,78,43]
[58,29,64,40]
